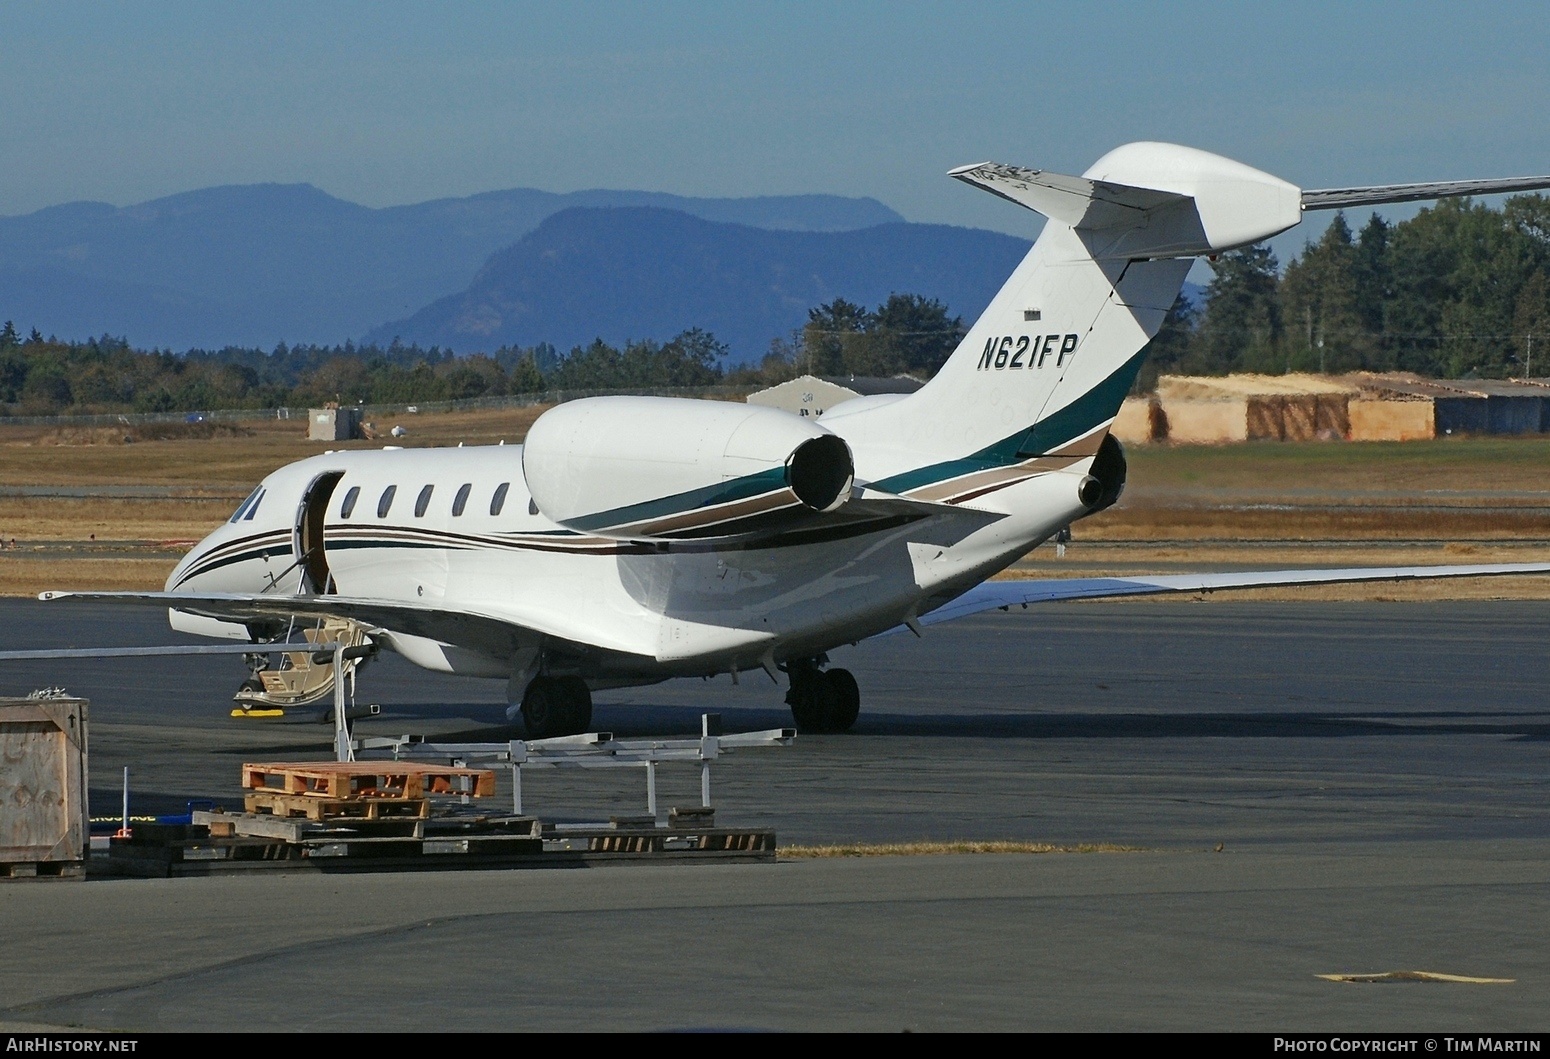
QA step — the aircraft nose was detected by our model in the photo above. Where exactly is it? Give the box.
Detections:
[167,533,216,591]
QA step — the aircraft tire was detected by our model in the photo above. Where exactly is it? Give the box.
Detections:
[788,668,855,733]
[785,662,828,732]
[558,676,592,734]
[520,677,564,739]
[822,668,860,732]
[789,692,825,732]
[522,675,593,738]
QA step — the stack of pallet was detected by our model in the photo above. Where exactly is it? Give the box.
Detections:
[242,761,496,822]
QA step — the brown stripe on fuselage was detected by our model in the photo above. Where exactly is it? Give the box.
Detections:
[326,524,633,554]
[600,486,802,537]
[1047,422,1112,458]
[901,419,1113,504]
[905,454,1081,504]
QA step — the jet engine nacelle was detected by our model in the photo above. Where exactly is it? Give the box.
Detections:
[523,396,855,540]
[1083,433,1127,515]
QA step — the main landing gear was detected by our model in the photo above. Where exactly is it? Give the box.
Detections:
[518,675,593,739]
[784,658,860,733]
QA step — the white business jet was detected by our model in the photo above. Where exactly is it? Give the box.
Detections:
[42,143,1550,737]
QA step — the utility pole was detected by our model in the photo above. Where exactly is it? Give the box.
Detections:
[1301,306,1312,374]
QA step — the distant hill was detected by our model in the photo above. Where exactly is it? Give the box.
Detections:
[0,185,902,349]
[366,207,1033,360]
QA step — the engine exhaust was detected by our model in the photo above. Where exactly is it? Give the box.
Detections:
[786,434,855,512]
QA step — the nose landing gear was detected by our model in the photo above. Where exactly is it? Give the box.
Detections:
[784,658,860,733]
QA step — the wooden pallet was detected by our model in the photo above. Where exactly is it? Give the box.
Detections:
[580,828,776,854]
[244,790,432,822]
[695,832,775,852]
[1,859,86,880]
[197,810,427,841]
[588,834,665,853]
[98,819,776,877]
[241,761,496,800]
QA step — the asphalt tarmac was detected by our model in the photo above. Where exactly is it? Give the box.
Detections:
[2,598,1549,1031]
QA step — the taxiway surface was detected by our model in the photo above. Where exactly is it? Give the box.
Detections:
[1,598,1547,1031]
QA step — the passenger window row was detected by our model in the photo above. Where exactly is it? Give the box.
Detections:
[337,482,512,520]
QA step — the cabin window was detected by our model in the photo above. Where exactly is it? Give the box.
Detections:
[414,484,434,517]
[452,483,471,516]
[339,486,360,519]
[243,489,264,521]
[377,485,397,518]
[490,482,510,516]
[229,487,262,523]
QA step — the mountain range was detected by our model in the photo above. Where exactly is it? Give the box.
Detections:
[0,184,906,352]
[0,182,1215,364]
[365,207,1032,358]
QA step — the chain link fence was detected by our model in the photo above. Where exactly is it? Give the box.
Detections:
[0,385,754,428]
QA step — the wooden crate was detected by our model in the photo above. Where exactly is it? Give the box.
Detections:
[241,761,496,800]
[1,698,89,878]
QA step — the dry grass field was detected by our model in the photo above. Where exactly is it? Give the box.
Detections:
[0,405,549,487]
[3,409,1549,599]
[779,841,1144,858]
[1124,436,1550,493]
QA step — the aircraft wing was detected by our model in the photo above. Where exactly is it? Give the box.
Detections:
[913,562,1550,628]
[35,590,640,660]
[1302,175,1550,210]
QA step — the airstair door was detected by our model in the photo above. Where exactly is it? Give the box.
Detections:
[294,471,345,594]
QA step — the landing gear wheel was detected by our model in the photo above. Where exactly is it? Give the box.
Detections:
[789,689,826,732]
[785,662,824,732]
[520,678,562,738]
[822,668,860,732]
[520,675,593,738]
[785,663,860,733]
[556,675,592,734]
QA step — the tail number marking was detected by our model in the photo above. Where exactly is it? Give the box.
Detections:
[977,334,1079,370]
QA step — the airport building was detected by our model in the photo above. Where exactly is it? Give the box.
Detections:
[746,374,924,419]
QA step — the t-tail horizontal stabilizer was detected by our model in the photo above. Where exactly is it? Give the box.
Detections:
[950,143,1304,259]
[952,143,1550,261]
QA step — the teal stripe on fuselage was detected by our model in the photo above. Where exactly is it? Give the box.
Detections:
[872,350,1144,495]
[565,465,790,532]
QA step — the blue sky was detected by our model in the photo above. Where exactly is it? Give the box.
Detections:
[3,2,1548,268]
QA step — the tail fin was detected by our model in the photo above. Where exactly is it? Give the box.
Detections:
[830,144,1550,501]
[827,143,1303,495]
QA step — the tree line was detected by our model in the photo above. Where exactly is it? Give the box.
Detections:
[7,194,1545,417]
[1139,194,1550,390]
[0,292,963,416]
